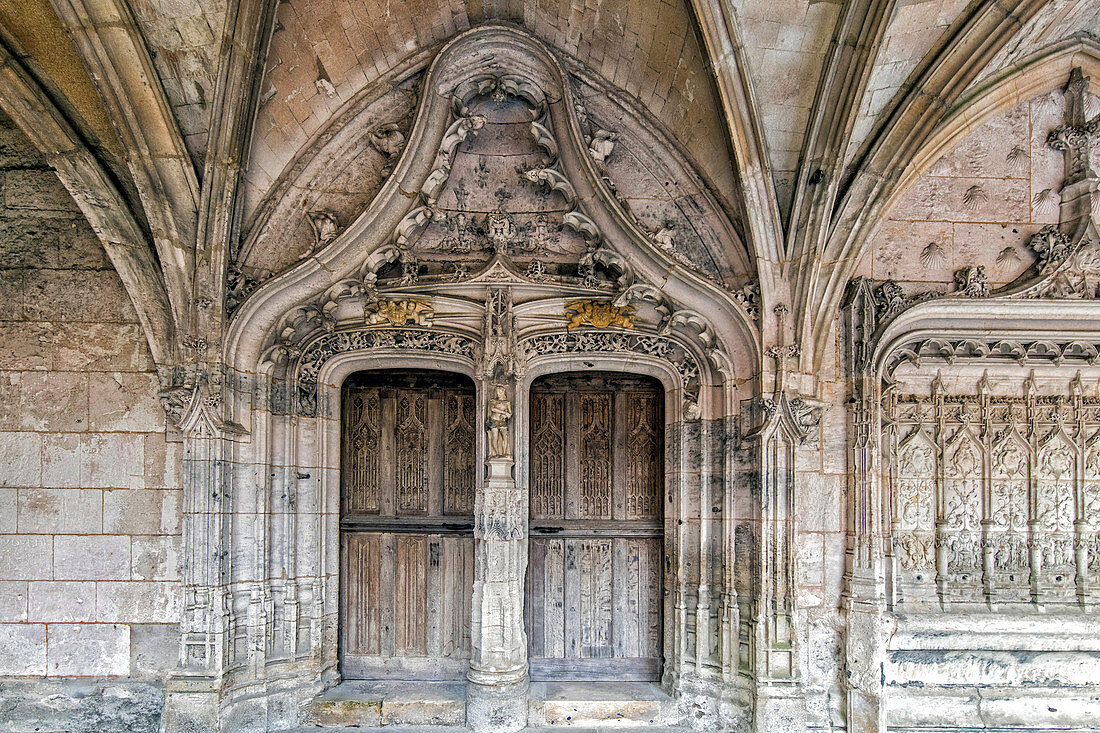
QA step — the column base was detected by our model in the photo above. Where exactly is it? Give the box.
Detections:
[466,675,529,733]
[754,684,807,733]
[163,676,220,733]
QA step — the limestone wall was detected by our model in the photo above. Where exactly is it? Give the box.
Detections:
[0,113,182,683]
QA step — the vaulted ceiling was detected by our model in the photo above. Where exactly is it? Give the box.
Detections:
[0,0,1097,375]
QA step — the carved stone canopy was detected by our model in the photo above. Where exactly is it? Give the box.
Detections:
[227,27,758,391]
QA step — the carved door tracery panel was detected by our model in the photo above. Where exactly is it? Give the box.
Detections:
[525,373,664,681]
[340,370,475,680]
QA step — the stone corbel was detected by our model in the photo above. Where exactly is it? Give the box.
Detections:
[612,282,672,318]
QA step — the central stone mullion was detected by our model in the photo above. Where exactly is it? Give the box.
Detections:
[467,377,529,732]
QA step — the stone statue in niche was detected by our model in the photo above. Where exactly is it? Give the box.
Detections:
[488,384,512,458]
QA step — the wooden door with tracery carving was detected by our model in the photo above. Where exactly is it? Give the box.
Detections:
[340,370,476,680]
[525,373,664,681]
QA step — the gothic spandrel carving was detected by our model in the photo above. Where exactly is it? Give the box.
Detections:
[293,329,478,416]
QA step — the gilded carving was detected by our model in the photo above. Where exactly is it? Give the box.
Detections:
[564,300,635,330]
[368,298,434,327]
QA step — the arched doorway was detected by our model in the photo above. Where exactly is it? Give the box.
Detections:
[524,372,664,681]
[339,369,477,680]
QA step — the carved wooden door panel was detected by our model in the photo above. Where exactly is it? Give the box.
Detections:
[525,373,663,681]
[340,371,475,680]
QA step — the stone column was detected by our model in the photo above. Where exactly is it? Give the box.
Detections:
[743,333,814,733]
[467,379,529,732]
[840,279,889,733]
[161,388,233,733]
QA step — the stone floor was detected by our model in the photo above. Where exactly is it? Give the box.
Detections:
[287,728,692,732]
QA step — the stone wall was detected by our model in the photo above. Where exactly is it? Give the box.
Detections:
[0,113,182,690]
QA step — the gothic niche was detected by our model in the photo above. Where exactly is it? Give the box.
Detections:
[371,82,619,288]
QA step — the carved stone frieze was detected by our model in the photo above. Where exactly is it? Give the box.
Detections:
[884,379,1100,606]
[885,336,1100,374]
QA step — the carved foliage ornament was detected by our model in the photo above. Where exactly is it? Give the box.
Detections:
[294,329,477,415]
[522,331,701,417]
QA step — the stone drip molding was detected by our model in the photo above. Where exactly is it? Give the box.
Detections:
[222,26,759,377]
[884,336,1100,376]
[289,327,478,416]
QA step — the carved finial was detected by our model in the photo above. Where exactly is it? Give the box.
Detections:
[1047,67,1099,183]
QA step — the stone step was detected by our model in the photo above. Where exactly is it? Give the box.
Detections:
[301,681,466,727]
[299,680,685,730]
[527,681,682,728]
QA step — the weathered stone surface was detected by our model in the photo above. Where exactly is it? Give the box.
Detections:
[0,623,46,675]
[0,432,40,487]
[47,623,130,676]
[103,489,180,535]
[0,679,164,733]
[0,536,52,580]
[0,581,27,622]
[96,581,181,624]
[28,581,97,622]
[17,488,102,534]
[53,535,130,581]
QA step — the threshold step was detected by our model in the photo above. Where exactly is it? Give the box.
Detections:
[288,721,690,726]
[527,681,681,728]
[301,680,466,727]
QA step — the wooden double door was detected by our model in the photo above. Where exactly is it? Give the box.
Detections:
[339,370,664,683]
[525,373,665,681]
